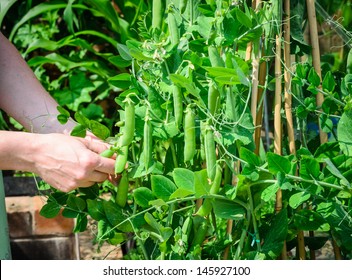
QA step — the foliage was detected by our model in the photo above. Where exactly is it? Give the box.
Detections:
[2,0,352,260]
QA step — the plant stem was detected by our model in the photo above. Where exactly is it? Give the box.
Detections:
[247,187,261,251]
[306,0,328,144]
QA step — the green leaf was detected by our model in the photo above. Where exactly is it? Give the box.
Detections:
[194,169,211,198]
[169,188,194,199]
[235,8,252,28]
[103,200,132,232]
[308,68,321,87]
[87,199,105,221]
[261,209,288,259]
[267,152,291,175]
[109,56,132,68]
[39,202,61,218]
[317,202,352,251]
[66,194,86,212]
[90,120,110,140]
[108,73,131,89]
[116,43,132,61]
[212,199,246,220]
[73,213,88,233]
[322,71,336,92]
[240,147,260,166]
[133,187,155,208]
[300,158,321,180]
[261,183,279,202]
[70,124,87,138]
[151,175,177,201]
[74,111,90,127]
[173,168,195,192]
[289,191,311,209]
[337,110,352,156]
[294,209,327,231]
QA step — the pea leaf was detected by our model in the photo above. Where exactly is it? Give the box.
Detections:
[308,67,321,87]
[151,175,177,201]
[266,152,291,175]
[194,169,211,198]
[337,110,352,156]
[212,199,246,220]
[289,191,311,209]
[173,168,195,192]
[133,187,155,208]
[261,209,288,259]
[294,209,327,231]
[87,199,105,221]
[322,71,336,92]
[39,202,61,218]
[66,194,86,212]
[103,200,132,232]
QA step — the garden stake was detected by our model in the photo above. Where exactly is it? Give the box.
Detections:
[306,0,342,260]
[284,0,306,260]
[306,0,328,145]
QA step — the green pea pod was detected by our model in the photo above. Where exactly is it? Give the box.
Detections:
[179,0,188,14]
[168,12,179,47]
[115,145,129,174]
[204,123,217,181]
[119,98,135,147]
[199,120,206,161]
[190,219,209,250]
[208,45,224,67]
[116,171,129,208]
[195,164,222,217]
[208,82,220,116]
[100,148,115,158]
[152,0,165,31]
[143,113,153,171]
[184,105,196,162]
[172,85,183,130]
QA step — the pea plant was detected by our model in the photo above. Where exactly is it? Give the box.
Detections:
[35,0,352,260]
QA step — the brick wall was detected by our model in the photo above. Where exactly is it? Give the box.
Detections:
[4,177,79,260]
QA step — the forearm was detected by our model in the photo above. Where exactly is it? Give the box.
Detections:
[0,131,38,172]
[0,32,75,134]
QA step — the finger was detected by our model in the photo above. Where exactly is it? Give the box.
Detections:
[79,137,110,154]
[87,170,110,183]
[95,156,116,174]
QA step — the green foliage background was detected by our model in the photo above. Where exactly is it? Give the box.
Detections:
[1,0,352,260]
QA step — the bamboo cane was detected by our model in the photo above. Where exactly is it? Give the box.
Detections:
[283,0,307,260]
[306,0,328,144]
[306,0,342,260]
[254,55,267,155]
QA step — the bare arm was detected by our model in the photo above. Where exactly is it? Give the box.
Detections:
[0,32,75,134]
[0,32,116,192]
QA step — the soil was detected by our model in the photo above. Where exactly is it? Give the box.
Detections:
[78,218,123,260]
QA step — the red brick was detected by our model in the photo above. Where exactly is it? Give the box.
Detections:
[5,196,75,237]
[6,197,33,238]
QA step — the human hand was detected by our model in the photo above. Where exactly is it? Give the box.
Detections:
[30,133,116,192]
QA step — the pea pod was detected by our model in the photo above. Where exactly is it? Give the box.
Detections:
[119,98,135,147]
[115,145,129,174]
[179,0,188,14]
[208,82,220,116]
[190,218,209,251]
[184,104,196,162]
[208,45,224,67]
[172,85,183,130]
[143,112,153,171]
[204,123,217,181]
[152,0,165,31]
[168,12,179,47]
[116,171,129,208]
[100,148,115,158]
[196,164,222,217]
